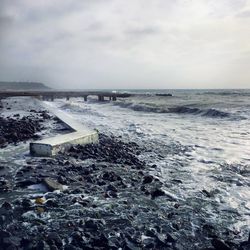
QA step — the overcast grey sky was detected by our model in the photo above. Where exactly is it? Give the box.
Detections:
[0,0,250,89]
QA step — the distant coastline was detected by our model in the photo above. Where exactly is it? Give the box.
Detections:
[0,81,50,90]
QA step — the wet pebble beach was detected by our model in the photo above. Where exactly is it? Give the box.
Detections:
[0,97,249,250]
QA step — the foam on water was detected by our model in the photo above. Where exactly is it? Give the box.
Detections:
[50,89,250,240]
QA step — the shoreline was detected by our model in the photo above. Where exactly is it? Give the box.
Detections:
[0,97,249,249]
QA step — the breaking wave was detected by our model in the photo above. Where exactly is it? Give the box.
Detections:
[113,101,242,119]
[198,91,250,96]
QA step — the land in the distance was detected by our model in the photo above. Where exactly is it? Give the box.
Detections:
[0,81,50,91]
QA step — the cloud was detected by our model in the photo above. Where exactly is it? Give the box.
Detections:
[125,26,161,37]
[0,0,250,88]
[236,10,250,18]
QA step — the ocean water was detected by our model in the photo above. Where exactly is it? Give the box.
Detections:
[48,89,250,242]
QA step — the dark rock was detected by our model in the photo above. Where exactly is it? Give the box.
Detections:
[16,179,37,188]
[102,171,122,182]
[45,199,59,207]
[202,189,212,198]
[2,236,21,249]
[0,136,7,145]
[85,219,99,230]
[151,188,165,199]
[107,184,118,192]
[47,232,63,248]
[0,112,52,147]
[143,175,154,184]
[36,240,50,250]
[0,178,10,192]
[166,233,177,243]
[211,238,231,250]
[105,190,118,198]
[1,201,12,210]
[203,224,216,237]
[240,241,250,250]
[145,228,157,237]
[49,245,58,250]
[21,198,32,209]
[0,229,11,239]
[172,179,183,184]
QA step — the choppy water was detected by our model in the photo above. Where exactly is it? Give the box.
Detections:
[47,89,250,242]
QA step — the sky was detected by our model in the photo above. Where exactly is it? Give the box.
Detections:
[0,0,250,89]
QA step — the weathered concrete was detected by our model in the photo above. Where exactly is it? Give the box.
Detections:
[0,90,131,102]
[30,101,98,156]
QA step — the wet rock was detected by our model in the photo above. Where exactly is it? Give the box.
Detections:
[107,184,118,192]
[166,233,177,243]
[102,171,122,182]
[1,201,12,210]
[0,112,53,147]
[43,178,64,191]
[36,240,50,250]
[202,189,212,198]
[49,245,58,250]
[85,219,99,230]
[0,178,10,192]
[172,179,183,184]
[46,232,63,248]
[240,241,250,250]
[2,236,21,249]
[203,224,216,237]
[151,188,165,199]
[105,190,118,198]
[70,187,85,194]
[21,198,32,209]
[0,229,11,239]
[16,179,38,188]
[45,199,58,207]
[143,175,154,184]
[145,228,157,237]
[66,133,144,167]
[211,238,231,250]
[0,136,7,146]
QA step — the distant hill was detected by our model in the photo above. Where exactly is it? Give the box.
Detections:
[0,81,50,90]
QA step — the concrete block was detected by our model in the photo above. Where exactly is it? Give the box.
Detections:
[30,101,98,157]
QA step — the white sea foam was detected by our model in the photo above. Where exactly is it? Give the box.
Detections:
[48,90,250,236]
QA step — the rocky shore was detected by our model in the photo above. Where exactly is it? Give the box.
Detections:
[0,98,249,250]
[0,110,52,148]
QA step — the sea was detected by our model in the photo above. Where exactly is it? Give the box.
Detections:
[47,89,250,242]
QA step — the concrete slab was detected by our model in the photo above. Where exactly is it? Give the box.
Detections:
[30,101,98,156]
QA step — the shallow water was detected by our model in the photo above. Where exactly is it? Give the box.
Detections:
[48,89,250,242]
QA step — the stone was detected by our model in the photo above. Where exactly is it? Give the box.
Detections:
[211,238,231,250]
[47,232,63,248]
[151,188,165,199]
[85,219,99,230]
[1,201,12,210]
[43,178,64,191]
[143,175,154,184]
